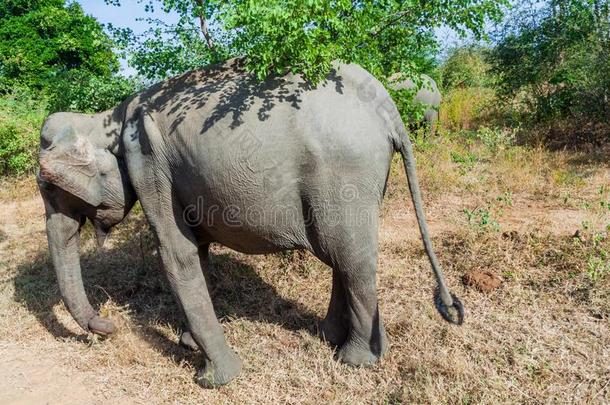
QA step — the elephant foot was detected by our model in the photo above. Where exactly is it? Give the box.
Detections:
[196,351,242,388]
[180,331,200,352]
[336,334,389,367]
[318,318,348,347]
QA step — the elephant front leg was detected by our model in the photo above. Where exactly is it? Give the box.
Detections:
[319,268,349,347]
[180,245,212,353]
[151,206,241,387]
[164,257,241,388]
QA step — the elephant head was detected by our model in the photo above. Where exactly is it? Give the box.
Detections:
[37,109,136,335]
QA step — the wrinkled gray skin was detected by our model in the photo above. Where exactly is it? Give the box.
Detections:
[37,59,462,388]
[388,73,442,133]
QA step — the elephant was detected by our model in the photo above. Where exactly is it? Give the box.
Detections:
[388,73,442,134]
[37,58,463,388]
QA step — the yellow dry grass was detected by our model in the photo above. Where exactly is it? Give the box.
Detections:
[0,137,608,404]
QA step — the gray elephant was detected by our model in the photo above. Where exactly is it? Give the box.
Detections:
[37,59,462,388]
[388,73,442,133]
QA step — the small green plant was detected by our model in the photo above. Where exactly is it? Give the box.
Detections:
[497,191,513,207]
[553,169,585,187]
[451,150,479,173]
[475,126,515,154]
[574,227,610,282]
[463,207,500,232]
[586,233,610,282]
[598,186,610,211]
[587,255,610,281]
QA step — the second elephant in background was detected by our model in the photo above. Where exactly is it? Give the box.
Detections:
[388,73,442,135]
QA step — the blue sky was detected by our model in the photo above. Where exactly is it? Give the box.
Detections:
[77,0,179,35]
[76,0,180,74]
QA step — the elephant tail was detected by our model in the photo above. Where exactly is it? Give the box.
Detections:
[394,127,464,325]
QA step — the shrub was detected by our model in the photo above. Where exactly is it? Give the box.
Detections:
[0,89,46,175]
[475,126,516,154]
[47,71,141,113]
[490,0,610,147]
[440,87,496,131]
[440,46,493,90]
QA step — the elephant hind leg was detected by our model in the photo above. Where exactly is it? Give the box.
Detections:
[334,253,389,366]
[319,268,349,347]
[313,214,388,366]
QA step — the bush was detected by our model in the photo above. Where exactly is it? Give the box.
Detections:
[440,87,496,131]
[490,0,610,146]
[47,71,141,113]
[0,1,119,90]
[474,126,516,154]
[440,46,493,91]
[0,89,46,175]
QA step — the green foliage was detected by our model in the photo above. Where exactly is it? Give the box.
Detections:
[463,206,500,232]
[224,0,506,83]
[46,71,141,113]
[0,0,64,18]
[573,231,610,282]
[107,0,507,84]
[438,45,502,132]
[598,185,610,211]
[389,85,428,128]
[463,191,514,232]
[0,1,119,90]
[489,0,610,143]
[441,46,493,90]
[440,86,496,130]
[475,126,516,154]
[107,0,228,82]
[0,89,46,175]
[451,150,479,171]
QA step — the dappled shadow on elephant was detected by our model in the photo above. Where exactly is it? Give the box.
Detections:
[12,218,319,366]
[128,58,345,137]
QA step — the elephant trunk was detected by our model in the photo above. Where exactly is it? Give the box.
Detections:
[43,191,116,335]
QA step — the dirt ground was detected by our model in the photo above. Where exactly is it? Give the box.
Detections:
[0,144,609,404]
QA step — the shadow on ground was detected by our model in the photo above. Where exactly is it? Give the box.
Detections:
[12,213,320,367]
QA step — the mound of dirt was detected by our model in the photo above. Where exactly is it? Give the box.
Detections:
[462,270,502,293]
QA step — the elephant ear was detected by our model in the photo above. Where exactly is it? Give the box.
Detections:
[39,128,103,207]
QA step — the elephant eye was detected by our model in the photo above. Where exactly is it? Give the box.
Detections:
[40,137,52,150]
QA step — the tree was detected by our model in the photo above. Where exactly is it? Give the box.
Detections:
[107,0,226,82]
[490,0,610,139]
[0,0,63,18]
[107,0,508,84]
[440,46,493,90]
[0,1,120,90]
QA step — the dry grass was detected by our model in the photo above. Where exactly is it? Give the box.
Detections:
[0,137,609,404]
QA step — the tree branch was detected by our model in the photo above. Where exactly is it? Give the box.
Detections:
[194,0,215,52]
